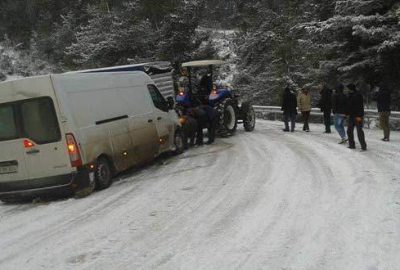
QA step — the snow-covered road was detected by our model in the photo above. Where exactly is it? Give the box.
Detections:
[1,120,399,270]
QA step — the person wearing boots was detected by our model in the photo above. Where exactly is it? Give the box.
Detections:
[281,86,297,132]
[373,83,392,141]
[297,87,312,132]
[346,83,367,151]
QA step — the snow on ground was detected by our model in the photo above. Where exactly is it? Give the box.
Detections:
[0,120,399,270]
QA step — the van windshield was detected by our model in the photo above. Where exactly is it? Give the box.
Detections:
[0,97,61,144]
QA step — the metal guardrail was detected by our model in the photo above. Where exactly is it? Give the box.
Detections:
[253,106,400,129]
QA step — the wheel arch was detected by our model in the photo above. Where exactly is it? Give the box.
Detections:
[96,153,116,175]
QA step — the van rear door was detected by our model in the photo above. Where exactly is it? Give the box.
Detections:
[19,97,72,179]
[0,104,28,182]
[0,97,72,187]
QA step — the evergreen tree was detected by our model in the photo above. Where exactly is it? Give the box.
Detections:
[302,0,400,108]
[65,2,156,68]
[156,0,209,64]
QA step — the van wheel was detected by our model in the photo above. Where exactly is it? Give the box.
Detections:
[95,158,113,190]
[75,178,95,198]
[174,130,185,155]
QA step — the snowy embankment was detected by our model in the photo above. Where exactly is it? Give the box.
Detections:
[0,120,399,270]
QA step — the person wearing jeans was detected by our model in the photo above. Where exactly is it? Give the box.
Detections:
[281,86,297,132]
[332,83,348,143]
[334,114,347,143]
[283,112,297,132]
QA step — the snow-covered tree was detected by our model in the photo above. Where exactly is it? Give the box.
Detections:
[302,0,400,107]
[156,0,210,64]
[65,2,156,68]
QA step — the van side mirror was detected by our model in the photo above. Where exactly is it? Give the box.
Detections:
[167,96,175,110]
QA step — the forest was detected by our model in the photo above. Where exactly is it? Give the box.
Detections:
[0,0,399,108]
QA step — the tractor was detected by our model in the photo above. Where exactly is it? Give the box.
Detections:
[175,60,256,135]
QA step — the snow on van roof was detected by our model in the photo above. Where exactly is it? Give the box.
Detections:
[182,60,225,67]
[0,74,51,86]
[65,61,171,74]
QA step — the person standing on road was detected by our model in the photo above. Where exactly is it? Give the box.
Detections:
[332,83,348,144]
[281,86,297,132]
[318,84,333,133]
[199,104,218,144]
[297,87,311,132]
[373,83,392,141]
[346,83,367,151]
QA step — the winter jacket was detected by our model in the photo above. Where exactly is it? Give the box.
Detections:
[347,91,364,117]
[199,105,217,122]
[318,86,332,112]
[281,89,297,114]
[332,92,348,115]
[297,92,311,112]
[374,89,391,112]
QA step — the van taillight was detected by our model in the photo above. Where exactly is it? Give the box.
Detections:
[66,133,82,167]
[23,139,35,148]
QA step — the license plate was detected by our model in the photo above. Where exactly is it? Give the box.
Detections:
[0,165,17,174]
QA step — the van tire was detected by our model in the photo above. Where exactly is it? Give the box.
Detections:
[75,178,95,198]
[174,130,185,155]
[94,158,113,190]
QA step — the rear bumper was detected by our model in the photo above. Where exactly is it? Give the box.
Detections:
[0,169,92,201]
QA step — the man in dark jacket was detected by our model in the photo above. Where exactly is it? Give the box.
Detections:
[346,83,367,151]
[318,84,333,133]
[281,86,297,132]
[189,105,217,145]
[332,83,348,143]
[200,104,218,144]
[374,84,391,141]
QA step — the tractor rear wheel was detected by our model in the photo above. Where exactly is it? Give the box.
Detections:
[242,102,256,132]
[217,98,237,135]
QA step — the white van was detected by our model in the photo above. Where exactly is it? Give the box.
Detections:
[0,72,184,202]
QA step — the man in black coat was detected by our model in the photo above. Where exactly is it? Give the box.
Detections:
[373,84,391,141]
[281,86,297,132]
[318,84,333,133]
[346,83,367,151]
[189,105,217,145]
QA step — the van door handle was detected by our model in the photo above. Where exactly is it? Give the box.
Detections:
[157,117,162,121]
[148,119,153,123]
[26,149,40,155]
